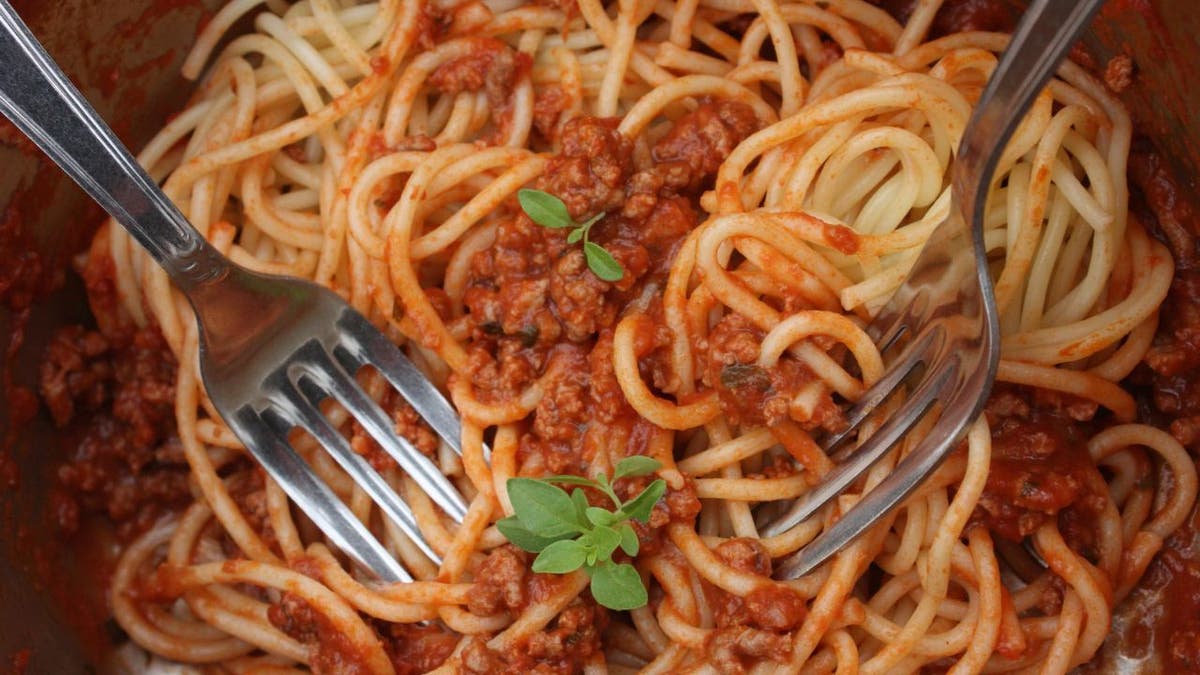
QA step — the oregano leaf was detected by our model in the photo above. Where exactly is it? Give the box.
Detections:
[588,525,622,561]
[532,539,588,574]
[618,523,639,557]
[518,189,573,229]
[495,515,567,553]
[506,478,586,537]
[619,479,667,523]
[586,506,619,528]
[583,241,625,281]
[613,456,662,481]
[590,561,647,611]
[543,475,598,488]
[570,488,590,526]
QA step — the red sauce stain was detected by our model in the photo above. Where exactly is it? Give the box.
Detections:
[0,121,38,158]
[0,0,212,665]
[822,220,860,255]
[7,648,31,674]
[1102,0,1173,61]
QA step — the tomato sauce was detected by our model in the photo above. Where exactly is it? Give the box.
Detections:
[17,0,1200,672]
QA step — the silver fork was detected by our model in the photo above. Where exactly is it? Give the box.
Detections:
[762,0,1106,579]
[0,0,468,583]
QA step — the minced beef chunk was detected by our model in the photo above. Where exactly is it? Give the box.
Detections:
[462,104,759,474]
[972,386,1105,550]
[43,319,189,540]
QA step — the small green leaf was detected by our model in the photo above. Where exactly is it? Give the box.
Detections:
[543,475,599,488]
[495,515,569,553]
[619,479,667,523]
[571,488,590,525]
[587,525,622,562]
[532,539,588,574]
[618,523,639,556]
[576,211,606,231]
[592,471,620,507]
[589,561,648,611]
[518,189,573,229]
[613,456,662,481]
[586,507,619,528]
[583,241,625,281]
[566,228,584,244]
[506,478,586,537]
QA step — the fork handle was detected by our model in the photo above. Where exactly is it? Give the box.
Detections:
[0,1,227,291]
[956,0,1106,222]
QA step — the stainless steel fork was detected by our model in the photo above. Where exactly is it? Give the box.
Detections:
[0,0,468,583]
[762,0,1107,578]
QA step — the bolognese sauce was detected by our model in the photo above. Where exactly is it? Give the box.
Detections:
[27,0,1200,672]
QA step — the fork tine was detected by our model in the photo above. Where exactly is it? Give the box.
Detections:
[773,357,978,580]
[227,405,412,583]
[264,375,443,566]
[823,325,941,457]
[866,287,930,353]
[335,311,465,454]
[760,349,954,539]
[295,342,470,522]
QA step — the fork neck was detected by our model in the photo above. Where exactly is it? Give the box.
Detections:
[954,0,1106,224]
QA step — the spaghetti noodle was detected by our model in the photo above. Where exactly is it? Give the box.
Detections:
[42,0,1198,672]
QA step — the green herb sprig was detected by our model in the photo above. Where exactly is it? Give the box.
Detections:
[517,188,625,282]
[496,456,665,610]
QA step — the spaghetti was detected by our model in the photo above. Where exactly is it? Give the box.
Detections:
[43,0,1198,672]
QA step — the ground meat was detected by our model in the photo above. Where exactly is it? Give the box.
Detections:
[1130,144,1200,448]
[222,466,276,552]
[462,549,607,674]
[868,0,1018,35]
[1134,510,1200,672]
[716,538,773,576]
[532,84,571,143]
[468,545,530,616]
[428,38,524,106]
[464,111,734,472]
[540,116,632,219]
[549,250,614,342]
[665,481,702,522]
[704,539,807,632]
[1104,54,1135,93]
[524,604,606,664]
[381,622,457,675]
[461,600,607,675]
[530,347,590,456]
[702,314,843,431]
[973,386,1106,545]
[43,320,190,540]
[0,207,49,312]
[349,388,440,471]
[413,2,449,51]
[39,326,111,427]
[707,626,792,675]
[463,340,544,404]
[268,593,378,674]
[426,37,530,145]
[587,330,634,425]
[651,100,760,191]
